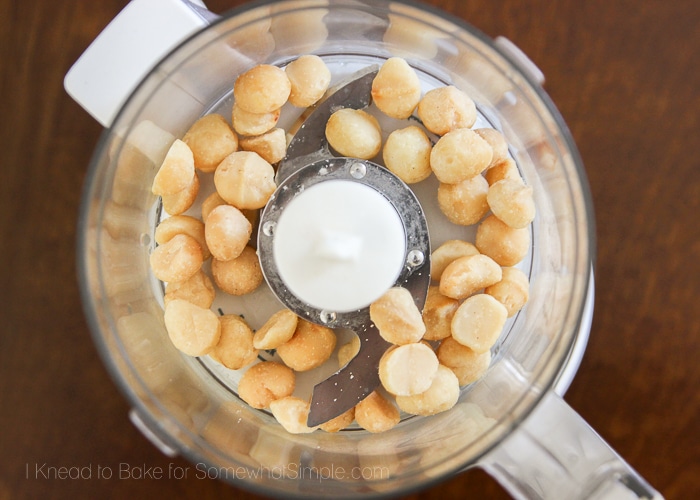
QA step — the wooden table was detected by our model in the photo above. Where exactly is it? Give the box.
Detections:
[1,1,698,498]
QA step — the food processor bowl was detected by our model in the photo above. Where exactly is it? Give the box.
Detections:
[70,1,660,498]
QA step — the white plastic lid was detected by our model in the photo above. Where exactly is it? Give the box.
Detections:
[272,180,407,313]
[64,0,214,127]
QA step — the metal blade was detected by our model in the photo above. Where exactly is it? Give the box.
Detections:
[307,321,388,427]
[307,245,431,427]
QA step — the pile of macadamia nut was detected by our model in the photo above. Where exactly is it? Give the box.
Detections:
[148,55,534,435]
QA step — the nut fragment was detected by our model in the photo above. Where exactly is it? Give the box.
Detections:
[214,151,277,210]
[370,287,426,345]
[252,309,298,350]
[285,54,331,108]
[151,139,195,196]
[487,178,536,229]
[269,397,317,434]
[430,128,493,184]
[475,215,530,267]
[163,299,221,356]
[430,239,480,282]
[484,267,529,317]
[211,314,258,370]
[325,108,382,159]
[355,390,400,433]
[204,204,252,262]
[238,361,295,409]
[211,246,263,296]
[451,294,507,353]
[371,57,422,119]
[378,342,438,396]
[383,125,432,184]
[395,364,459,416]
[417,86,477,135]
[437,336,491,386]
[233,64,291,114]
[149,233,203,283]
[182,114,238,173]
[437,174,490,226]
[422,286,459,341]
[439,254,502,300]
[164,270,215,309]
[276,320,336,372]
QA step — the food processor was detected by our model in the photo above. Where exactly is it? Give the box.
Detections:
[65,0,662,497]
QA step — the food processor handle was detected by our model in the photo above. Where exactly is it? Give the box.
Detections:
[480,392,664,499]
[64,0,218,128]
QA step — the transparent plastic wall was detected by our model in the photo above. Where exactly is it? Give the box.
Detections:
[78,1,592,497]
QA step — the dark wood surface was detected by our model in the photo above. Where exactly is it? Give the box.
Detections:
[1,1,698,498]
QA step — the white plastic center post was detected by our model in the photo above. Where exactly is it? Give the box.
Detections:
[273,180,407,313]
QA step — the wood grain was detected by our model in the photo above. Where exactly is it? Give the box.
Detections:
[1,1,697,498]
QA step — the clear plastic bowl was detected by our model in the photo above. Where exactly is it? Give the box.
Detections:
[77,1,598,497]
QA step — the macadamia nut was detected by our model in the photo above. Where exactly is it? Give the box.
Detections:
[383,125,432,184]
[430,239,480,282]
[239,127,287,165]
[395,364,459,416]
[233,64,291,114]
[183,114,238,173]
[475,215,530,267]
[417,86,477,136]
[201,192,227,222]
[487,178,536,229]
[253,309,298,350]
[439,253,502,300]
[484,158,521,186]
[155,214,210,260]
[370,287,426,345]
[232,104,280,137]
[149,233,203,283]
[164,299,221,356]
[422,286,459,341]
[371,57,422,119]
[437,174,490,226]
[474,128,509,168]
[161,171,199,215]
[378,342,438,396]
[214,151,276,210]
[319,407,355,433]
[269,397,317,434]
[212,314,258,370]
[325,108,382,159]
[276,320,336,372]
[437,336,491,386]
[238,361,295,409]
[164,270,215,309]
[355,390,400,433]
[430,128,493,184]
[211,246,263,296]
[451,294,507,353]
[285,55,331,108]
[151,139,195,196]
[204,204,252,262]
[485,267,529,317]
